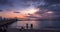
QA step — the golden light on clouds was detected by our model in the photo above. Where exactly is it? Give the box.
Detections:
[20,7,39,14]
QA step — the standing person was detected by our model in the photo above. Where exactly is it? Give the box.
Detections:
[26,23,29,29]
[30,24,33,29]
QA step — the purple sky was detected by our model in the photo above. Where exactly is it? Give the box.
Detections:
[0,0,60,18]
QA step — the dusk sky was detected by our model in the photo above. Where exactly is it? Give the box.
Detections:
[0,0,60,19]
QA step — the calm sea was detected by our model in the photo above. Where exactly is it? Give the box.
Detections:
[8,21,60,29]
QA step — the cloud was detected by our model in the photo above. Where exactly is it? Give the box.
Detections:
[0,0,13,6]
[48,4,60,12]
[0,0,45,11]
[0,0,60,15]
[14,11,20,13]
[44,0,60,4]
[0,0,60,19]
[22,0,41,2]
[36,0,60,15]
[0,10,3,12]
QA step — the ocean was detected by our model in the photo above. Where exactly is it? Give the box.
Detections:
[9,21,60,29]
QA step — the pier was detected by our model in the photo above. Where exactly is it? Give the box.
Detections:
[0,18,18,32]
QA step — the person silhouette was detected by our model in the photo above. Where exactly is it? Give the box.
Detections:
[26,23,28,29]
[30,24,33,29]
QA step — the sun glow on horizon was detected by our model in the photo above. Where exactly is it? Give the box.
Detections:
[0,7,39,18]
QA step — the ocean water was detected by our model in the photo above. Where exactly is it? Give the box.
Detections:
[9,21,60,29]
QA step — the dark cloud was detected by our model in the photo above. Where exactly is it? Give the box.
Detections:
[47,4,60,11]
[14,12,20,13]
[0,10,3,12]
[47,5,60,14]
[22,0,41,2]
[0,0,8,5]
[0,0,13,6]
[45,0,60,4]
[26,15,39,18]
[37,0,60,14]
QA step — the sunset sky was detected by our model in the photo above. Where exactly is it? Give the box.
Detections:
[0,0,60,19]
